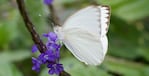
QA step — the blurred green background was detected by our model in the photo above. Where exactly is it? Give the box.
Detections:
[0,0,149,76]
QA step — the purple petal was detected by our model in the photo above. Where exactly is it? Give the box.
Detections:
[48,68,55,75]
[47,63,63,75]
[45,50,53,55]
[47,43,61,52]
[51,43,60,49]
[38,54,47,64]
[47,63,53,68]
[48,32,57,42]
[32,57,41,65]
[57,64,64,72]
[32,66,40,72]
[42,33,49,37]
[32,57,41,72]
[32,57,38,64]
[44,0,53,5]
[55,51,60,58]
[32,31,63,75]
[32,45,38,53]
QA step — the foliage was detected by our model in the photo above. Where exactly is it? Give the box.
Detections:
[0,0,149,76]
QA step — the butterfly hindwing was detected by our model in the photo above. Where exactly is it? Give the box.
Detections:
[63,29,103,65]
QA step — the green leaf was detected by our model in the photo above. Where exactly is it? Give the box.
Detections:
[61,58,110,76]
[98,0,149,21]
[0,51,31,63]
[0,10,19,48]
[103,56,149,76]
[0,63,23,76]
[108,15,141,59]
[137,47,149,61]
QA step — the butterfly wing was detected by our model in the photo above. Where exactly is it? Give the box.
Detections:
[98,5,110,56]
[63,29,103,65]
[62,6,101,37]
[58,5,110,65]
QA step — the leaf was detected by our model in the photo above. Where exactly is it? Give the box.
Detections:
[107,15,141,59]
[0,10,19,48]
[0,51,31,63]
[137,47,149,61]
[98,0,149,21]
[0,63,23,76]
[103,56,149,76]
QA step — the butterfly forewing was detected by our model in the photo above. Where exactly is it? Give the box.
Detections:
[99,5,110,55]
[62,6,101,38]
[55,5,110,65]
[99,5,110,36]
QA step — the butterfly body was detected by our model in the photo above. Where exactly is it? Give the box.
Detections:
[54,5,110,65]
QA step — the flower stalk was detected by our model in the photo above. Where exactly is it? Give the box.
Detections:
[16,0,70,76]
[16,0,46,53]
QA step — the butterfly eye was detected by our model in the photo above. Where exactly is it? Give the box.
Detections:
[54,27,59,33]
[54,26,63,36]
[55,29,58,32]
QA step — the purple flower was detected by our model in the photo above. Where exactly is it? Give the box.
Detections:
[47,63,64,75]
[48,32,57,41]
[43,0,53,5]
[32,45,38,53]
[45,50,57,62]
[32,32,63,75]
[43,33,49,37]
[32,57,41,72]
[46,42,61,51]
[38,53,47,64]
[37,49,59,64]
[43,32,57,42]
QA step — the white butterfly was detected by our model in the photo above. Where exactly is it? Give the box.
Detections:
[54,5,110,65]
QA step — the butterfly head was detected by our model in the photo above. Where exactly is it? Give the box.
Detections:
[54,26,64,40]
